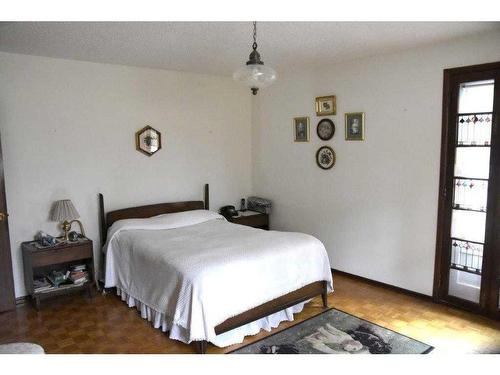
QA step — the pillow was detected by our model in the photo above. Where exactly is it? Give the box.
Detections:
[104,209,225,251]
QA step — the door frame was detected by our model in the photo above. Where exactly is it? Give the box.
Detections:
[433,61,500,319]
[0,132,15,312]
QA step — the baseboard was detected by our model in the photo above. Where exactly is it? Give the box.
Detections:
[15,296,29,305]
[331,268,433,302]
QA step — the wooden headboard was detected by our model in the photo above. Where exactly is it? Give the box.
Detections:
[98,183,209,246]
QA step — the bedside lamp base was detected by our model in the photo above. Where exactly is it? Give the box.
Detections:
[61,219,86,241]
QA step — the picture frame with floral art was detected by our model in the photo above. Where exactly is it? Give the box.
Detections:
[315,96,336,116]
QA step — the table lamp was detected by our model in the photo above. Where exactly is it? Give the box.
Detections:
[50,199,86,241]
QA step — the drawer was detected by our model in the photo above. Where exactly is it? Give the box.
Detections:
[232,214,268,228]
[31,244,93,268]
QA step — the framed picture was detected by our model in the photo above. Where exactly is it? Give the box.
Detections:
[345,112,365,141]
[293,117,310,142]
[136,125,162,156]
[315,96,336,116]
[316,118,335,141]
[316,146,336,170]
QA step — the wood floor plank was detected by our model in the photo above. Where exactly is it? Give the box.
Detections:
[0,273,498,353]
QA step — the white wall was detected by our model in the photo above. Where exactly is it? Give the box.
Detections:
[252,31,500,296]
[0,52,252,297]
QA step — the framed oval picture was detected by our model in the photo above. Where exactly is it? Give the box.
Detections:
[316,119,335,140]
[316,146,336,170]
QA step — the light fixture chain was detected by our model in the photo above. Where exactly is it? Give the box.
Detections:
[252,21,257,50]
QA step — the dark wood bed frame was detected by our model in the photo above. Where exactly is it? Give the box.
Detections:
[98,184,329,354]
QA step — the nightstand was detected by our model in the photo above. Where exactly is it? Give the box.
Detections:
[227,210,269,230]
[22,239,95,310]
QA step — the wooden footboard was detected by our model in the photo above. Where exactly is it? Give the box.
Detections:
[193,280,329,354]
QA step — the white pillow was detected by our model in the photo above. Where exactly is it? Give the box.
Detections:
[104,209,225,251]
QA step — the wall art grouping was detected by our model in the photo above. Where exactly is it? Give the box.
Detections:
[293,95,365,170]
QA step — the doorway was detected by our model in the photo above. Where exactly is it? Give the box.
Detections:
[434,61,500,319]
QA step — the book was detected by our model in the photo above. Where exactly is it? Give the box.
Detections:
[69,271,86,278]
[71,264,87,271]
[69,269,89,284]
[37,283,82,293]
[33,276,50,289]
[34,285,55,293]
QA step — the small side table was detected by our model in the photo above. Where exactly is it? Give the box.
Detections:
[22,239,95,310]
[227,210,269,230]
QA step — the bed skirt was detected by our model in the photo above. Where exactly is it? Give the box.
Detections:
[116,287,309,348]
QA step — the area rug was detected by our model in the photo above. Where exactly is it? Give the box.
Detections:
[230,308,433,354]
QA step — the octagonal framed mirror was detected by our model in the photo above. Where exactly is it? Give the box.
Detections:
[136,126,162,156]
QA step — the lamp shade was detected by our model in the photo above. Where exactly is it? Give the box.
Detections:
[50,199,80,222]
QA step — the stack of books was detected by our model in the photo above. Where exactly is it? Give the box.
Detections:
[33,276,54,293]
[32,264,90,294]
[68,264,89,284]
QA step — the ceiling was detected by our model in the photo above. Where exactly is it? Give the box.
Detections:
[0,22,499,76]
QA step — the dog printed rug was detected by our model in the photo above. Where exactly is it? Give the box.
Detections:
[230,308,433,354]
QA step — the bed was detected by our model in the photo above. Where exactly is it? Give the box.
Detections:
[99,184,333,353]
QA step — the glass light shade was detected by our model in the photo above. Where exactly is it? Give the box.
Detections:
[233,63,277,90]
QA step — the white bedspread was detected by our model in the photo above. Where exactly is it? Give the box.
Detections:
[104,210,333,347]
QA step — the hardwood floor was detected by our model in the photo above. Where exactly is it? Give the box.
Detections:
[0,273,499,354]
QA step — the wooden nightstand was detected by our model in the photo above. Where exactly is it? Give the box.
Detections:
[227,210,269,230]
[22,239,95,310]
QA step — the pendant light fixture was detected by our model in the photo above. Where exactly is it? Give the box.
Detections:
[233,22,277,95]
